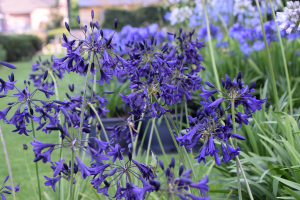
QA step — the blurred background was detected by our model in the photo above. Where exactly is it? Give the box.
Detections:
[0,0,167,58]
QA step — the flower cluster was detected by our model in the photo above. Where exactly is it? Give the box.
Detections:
[91,145,157,199]
[118,28,205,118]
[176,72,266,165]
[0,71,58,136]
[133,157,210,200]
[276,1,300,34]
[30,57,64,90]
[229,21,279,54]
[0,175,20,200]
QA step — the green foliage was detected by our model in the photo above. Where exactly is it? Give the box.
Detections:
[0,34,42,62]
[96,77,130,118]
[69,0,79,28]
[0,45,7,61]
[102,6,167,30]
[46,2,64,30]
[199,37,300,108]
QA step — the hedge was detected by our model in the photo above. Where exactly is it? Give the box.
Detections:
[0,34,42,62]
[102,6,168,30]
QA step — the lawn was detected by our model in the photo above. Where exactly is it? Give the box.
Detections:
[0,55,183,200]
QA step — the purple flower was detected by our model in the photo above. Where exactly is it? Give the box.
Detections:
[44,176,61,192]
[107,143,125,163]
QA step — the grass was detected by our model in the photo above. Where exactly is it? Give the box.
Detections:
[0,55,186,199]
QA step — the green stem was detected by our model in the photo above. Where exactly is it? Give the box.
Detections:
[137,119,152,161]
[30,119,42,200]
[128,125,136,160]
[202,0,221,90]
[163,114,187,168]
[145,118,156,164]
[0,125,16,200]
[179,100,184,131]
[24,151,38,199]
[231,102,242,200]
[269,0,293,113]
[229,138,254,200]
[133,112,145,153]
[254,0,280,110]
[70,149,75,200]
[88,103,109,142]
[78,51,95,139]
[153,123,168,162]
[48,70,64,200]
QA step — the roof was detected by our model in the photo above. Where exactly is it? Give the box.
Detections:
[78,0,159,7]
[0,0,57,14]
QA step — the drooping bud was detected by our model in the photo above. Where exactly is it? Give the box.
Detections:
[91,10,94,19]
[128,149,132,161]
[68,84,74,92]
[65,22,70,32]
[9,73,14,82]
[63,33,68,42]
[237,71,242,80]
[249,82,256,90]
[103,91,114,94]
[169,157,175,168]
[159,159,164,170]
[179,164,184,176]
[0,61,17,69]
[100,29,103,38]
[77,15,80,24]
[179,27,182,33]
[204,81,216,88]
[114,18,118,29]
[104,180,110,187]
[43,70,48,80]
[30,108,34,115]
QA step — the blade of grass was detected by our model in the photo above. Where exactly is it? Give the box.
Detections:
[254,0,280,110]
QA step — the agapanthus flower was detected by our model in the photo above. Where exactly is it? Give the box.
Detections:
[177,72,265,165]
[276,1,300,34]
[30,57,64,90]
[133,157,210,200]
[91,146,156,199]
[53,10,118,83]
[118,27,205,118]
[0,72,58,136]
[0,175,20,200]
[106,106,143,142]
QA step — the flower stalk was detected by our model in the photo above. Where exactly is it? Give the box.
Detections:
[0,125,16,200]
[254,0,280,110]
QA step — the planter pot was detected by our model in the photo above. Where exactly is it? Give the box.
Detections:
[141,114,186,154]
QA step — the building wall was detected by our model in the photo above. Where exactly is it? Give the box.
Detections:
[30,8,51,30]
[5,13,31,32]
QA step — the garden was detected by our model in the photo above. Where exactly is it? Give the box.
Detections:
[1,0,300,199]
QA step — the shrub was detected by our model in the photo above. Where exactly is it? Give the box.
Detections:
[0,45,7,61]
[102,6,168,30]
[0,34,42,62]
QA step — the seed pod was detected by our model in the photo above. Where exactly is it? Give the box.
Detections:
[30,108,34,115]
[23,144,28,150]
[128,149,132,161]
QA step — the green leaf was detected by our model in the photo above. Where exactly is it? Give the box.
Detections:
[272,176,300,190]
[283,186,300,200]
[293,132,300,134]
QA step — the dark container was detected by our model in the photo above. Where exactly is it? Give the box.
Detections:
[141,114,185,154]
